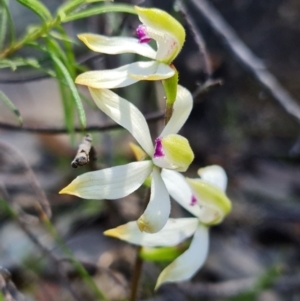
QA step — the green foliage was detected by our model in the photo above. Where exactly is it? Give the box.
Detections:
[57,0,113,19]
[16,0,52,22]
[0,91,23,125]
[0,3,8,50]
[0,0,137,138]
[0,0,15,48]
[0,57,40,70]
[60,3,137,22]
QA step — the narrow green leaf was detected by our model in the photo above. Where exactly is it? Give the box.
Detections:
[49,53,86,129]
[16,0,52,22]
[0,6,8,50]
[61,4,136,23]
[57,0,85,19]
[87,0,113,3]
[0,91,23,125]
[0,59,17,70]
[0,0,15,45]
[0,57,41,70]
[57,0,112,19]
[45,38,75,78]
[49,30,77,44]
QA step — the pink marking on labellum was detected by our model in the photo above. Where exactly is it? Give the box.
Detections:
[190,195,197,206]
[154,138,164,158]
[136,24,151,43]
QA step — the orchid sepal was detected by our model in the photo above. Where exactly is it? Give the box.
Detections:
[186,178,232,225]
[75,61,175,89]
[77,33,156,59]
[137,167,170,233]
[155,224,209,290]
[104,217,199,247]
[135,6,185,64]
[59,161,152,200]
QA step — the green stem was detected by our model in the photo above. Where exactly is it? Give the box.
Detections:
[129,246,143,301]
[0,17,59,59]
[164,103,173,125]
[129,188,151,301]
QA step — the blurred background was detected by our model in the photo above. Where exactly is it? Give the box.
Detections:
[0,0,300,300]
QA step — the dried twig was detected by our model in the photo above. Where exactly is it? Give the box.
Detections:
[71,134,93,168]
[177,0,212,77]
[0,268,26,301]
[189,0,300,125]
[0,111,164,134]
[193,78,223,99]
[0,189,83,301]
[0,140,51,218]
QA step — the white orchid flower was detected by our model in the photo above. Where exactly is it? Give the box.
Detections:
[104,165,232,289]
[60,85,194,234]
[75,6,185,89]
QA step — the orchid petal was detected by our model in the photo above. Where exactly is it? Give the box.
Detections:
[128,61,175,80]
[198,165,228,192]
[160,85,193,137]
[89,88,153,156]
[59,161,152,199]
[135,6,185,64]
[104,217,198,247]
[129,142,147,161]
[76,61,174,89]
[78,33,156,59]
[161,169,202,218]
[153,134,194,172]
[137,167,170,233]
[186,178,232,225]
[155,224,209,289]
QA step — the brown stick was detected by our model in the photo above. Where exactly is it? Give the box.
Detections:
[0,111,164,134]
[189,0,300,125]
[0,140,52,218]
[178,1,213,77]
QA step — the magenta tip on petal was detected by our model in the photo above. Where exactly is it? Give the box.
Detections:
[154,138,164,158]
[136,24,152,43]
[190,195,197,206]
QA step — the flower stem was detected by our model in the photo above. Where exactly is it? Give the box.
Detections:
[164,103,173,125]
[129,246,143,301]
[129,188,151,301]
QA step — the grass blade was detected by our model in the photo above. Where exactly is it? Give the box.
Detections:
[16,0,52,22]
[61,4,136,22]
[49,52,86,129]
[57,0,84,18]
[0,91,23,125]
[0,0,15,46]
[0,5,8,50]
[0,57,40,70]
[87,0,113,2]
[57,0,112,18]
[49,30,77,44]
